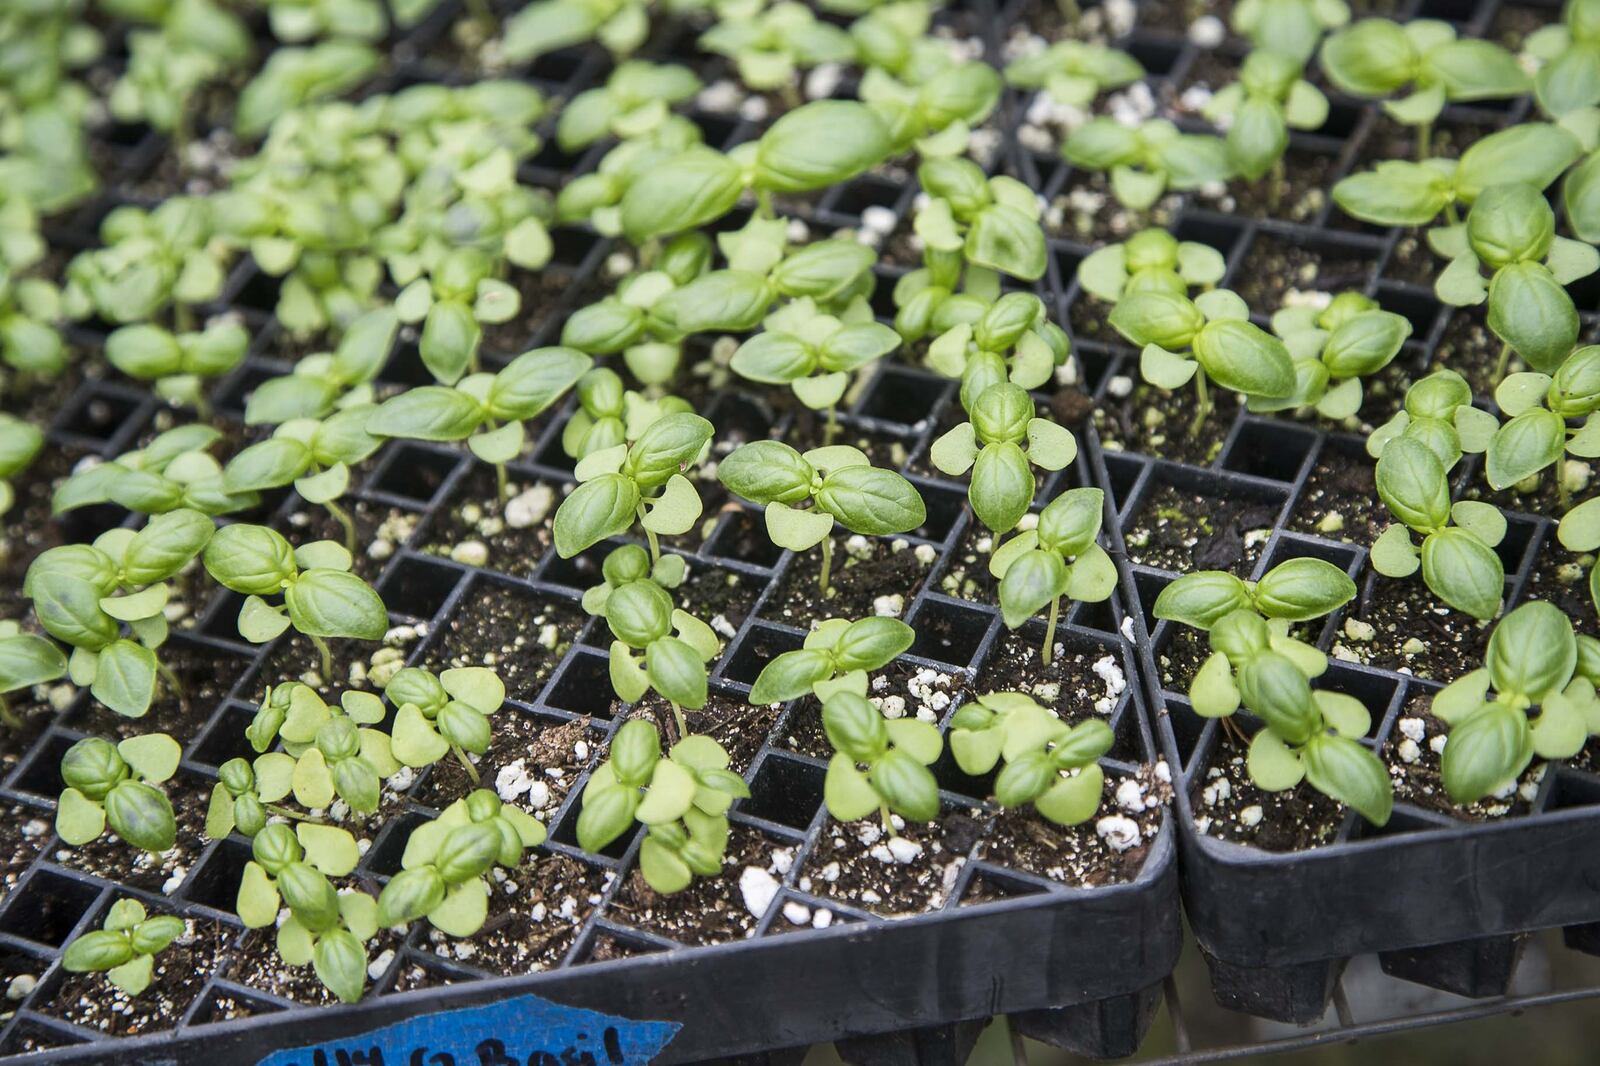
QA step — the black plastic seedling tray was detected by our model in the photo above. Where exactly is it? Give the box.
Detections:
[1030,0,1600,1025]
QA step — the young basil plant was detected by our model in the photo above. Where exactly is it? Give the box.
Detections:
[369,346,592,502]
[51,424,253,519]
[1203,48,1328,190]
[224,407,381,552]
[909,157,1048,289]
[103,319,248,421]
[699,2,854,102]
[749,616,915,705]
[377,789,546,935]
[1432,601,1600,803]
[1431,181,1597,377]
[1262,291,1413,419]
[1109,288,1296,432]
[588,562,721,739]
[25,510,216,717]
[821,691,942,832]
[553,412,714,562]
[856,52,1002,155]
[243,307,398,425]
[990,488,1118,664]
[1371,437,1508,620]
[576,721,749,894]
[110,14,249,156]
[235,821,376,1004]
[202,524,389,679]
[1319,18,1529,158]
[62,899,187,998]
[948,692,1114,825]
[1365,368,1498,471]
[930,382,1078,535]
[561,367,692,461]
[56,733,182,852]
[1063,118,1233,211]
[718,441,927,593]
[205,754,327,841]
[262,0,388,42]
[1521,0,1600,118]
[919,292,1071,409]
[557,61,701,153]
[501,0,651,65]
[0,620,66,730]
[1488,348,1600,512]
[1002,40,1143,108]
[0,413,43,518]
[243,682,398,814]
[62,198,229,330]
[383,666,506,782]
[234,40,381,139]
[1075,228,1226,305]
[0,195,68,385]
[1232,0,1351,64]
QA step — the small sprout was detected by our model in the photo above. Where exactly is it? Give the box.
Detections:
[0,414,43,518]
[235,821,375,1004]
[243,307,398,425]
[368,346,592,502]
[1003,40,1143,108]
[1075,228,1226,305]
[63,899,186,998]
[1109,288,1295,433]
[749,615,915,705]
[553,412,714,563]
[1319,18,1528,158]
[0,195,68,383]
[1432,601,1600,803]
[557,61,702,153]
[234,41,381,139]
[224,407,381,552]
[576,721,749,894]
[63,198,229,330]
[384,666,505,782]
[719,441,926,592]
[0,619,66,729]
[918,292,1071,408]
[1231,0,1350,64]
[202,524,388,678]
[990,488,1118,664]
[110,12,250,155]
[1365,368,1497,471]
[699,2,854,101]
[821,690,942,833]
[1488,347,1600,513]
[948,692,1113,825]
[1431,182,1596,377]
[243,682,398,814]
[377,789,546,935]
[1262,291,1412,419]
[1202,49,1328,194]
[206,755,303,840]
[1522,0,1600,117]
[502,0,651,64]
[929,382,1078,535]
[104,320,248,420]
[1062,118,1232,212]
[562,368,693,462]
[907,157,1048,286]
[857,55,1001,154]
[56,733,182,853]
[51,424,253,518]
[25,510,216,717]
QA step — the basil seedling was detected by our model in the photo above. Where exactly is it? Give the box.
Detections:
[1487,350,1600,511]
[234,40,380,139]
[909,157,1048,287]
[502,0,650,64]
[0,620,65,729]
[587,562,720,739]
[699,2,854,102]
[1063,118,1232,211]
[1433,602,1600,803]
[369,346,592,502]
[236,821,377,1004]
[553,412,714,562]
[111,10,249,157]
[205,754,331,841]
[0,414,43,517]
[202,524,388,679]
[1432,182,1597,377]
[1203,49,1328,195]
[1232,0,1350,64]
[749,615,915,705]
[224,407,381,552]
[383,666,506,781]
[1319,18,1528,158]
[52,424,253,519]
[562,368,692,462]
[821,691,942,831]
[719,441,927,592]
[948,692,1114,825]
[557,61,701,153]
[1075,228,1226,304]
[25,510,216,717]
[243,307,398,425]
[858,54,1002,155]
[919,292,1070,408]
[62,197,229,329]
[1520,0,1600,117]
[1263,292,1413,419]
[930,382,1078,535]
[56,733,182,852]
[1109,288,1295,432]
[990,488,1118,664]
[244,682,398,814]
[1155,556,1358,632]
[0,196,67,385]
[1003,40,1143,108]
[378,789,546,935]
[63,899,186,998]
[1365,368,1497,470]
[576,721,748,893]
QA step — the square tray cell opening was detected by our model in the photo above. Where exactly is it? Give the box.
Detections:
[959,866,1051,906]
[741,754,826,831]
[376,555,462,620]
[7,732,74,800]
[368,443,459,505]
[907,598,993,670]
[183,838,253,913]
[188,703,262,770]
[858,367,950,429]
[54,384,143,444]
[542,651,618,719]
[0,871,100,947]
[909,480,968,544]
[576,925,672,964]
[1221,420,1318,483]
[1315,663,1403,741]
[361,809,435,878]
[721,625,806,690]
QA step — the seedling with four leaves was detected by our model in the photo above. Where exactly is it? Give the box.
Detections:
[821,690,943,832]
[989,487,1118,664]
[1262,291,1413,419]
[244,682,399,814]
[749,616,915,705]
[62,899,187,998]
[929,382,1078,535]
[56,733,182,853]
[948,692,1114,825]
[1074,228,1226,305]
[383,666,507,783]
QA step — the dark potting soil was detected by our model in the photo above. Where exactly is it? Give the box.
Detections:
[1335,574,1495,682]
[1155,623,1210,694]
[1092,381,1242,466]
[974,628,1131,733]
[280,499,420,583]
[480,268,593,359]
[762,535,932,622]
[0,805,51,902]
[1429,308,1514,402]
[620,692,779,773]
[673,562,759,639]
[70,639,247,742]
[799,808,985,917]
[1384,231,1442,289]
[1124,482,1279,576]
[1384,694,1539,820]
[1489,2,1556,48]
[974,765,1169,886]
[52,774,210,893]
[1521,541,1599,640]
[1068,293,1120,344]
[1193,731,1345,851]
[778,414,913,474]
[389,956,464,993]
[1048,170,1182,246]
[1223,149,1335,225]
[41,918,234,1038]
[607,824,787,944]
[0,446,92,620]
[421,468,560,578]
[262,628,421,698]
[416,710,596,811]
[584,931,659,962]
[1355,115,1501,170]
[418,854,609,976]
[1287,450,1388,547]
[936,520,1007,603]
[421,584,581,702]
[198,989,268,1022]
[1232,234,1374,311]
[778,659,961,760]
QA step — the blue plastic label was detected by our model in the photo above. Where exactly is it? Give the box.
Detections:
[256,992,681,1066]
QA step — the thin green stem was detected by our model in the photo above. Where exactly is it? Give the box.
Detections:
[0,695,20,731]
[324,498,358,555]
[1055,0,1080,21]
[825,404,838,444]
[637,504,661,563]
[669,701,687,742]
[156,659,187,712]
[818,535,834,594]
[495,462,509,504]
[267,804,324,824]
[1190,368,1212,436]
[309,635,334,684]
[1559,464,1572,514]
[1416,121,1433,162]
[174,303,195,334]
[1268,157,1285,214]
[1041,595,1060,667]
[1494,341,1513,382]
[1006,1015,1030,1066]
[192,390,211,423]
[757,188,775,219]
[879,803,895,837]
[452,744,480,784]
[1444,200,1460,226]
